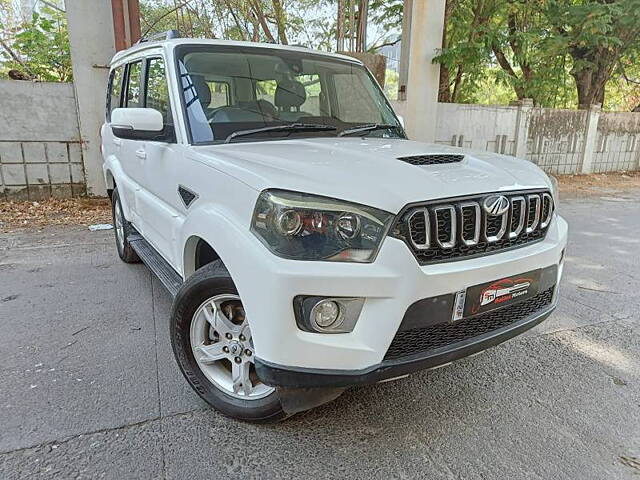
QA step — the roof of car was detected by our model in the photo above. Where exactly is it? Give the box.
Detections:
[110,38,364,66]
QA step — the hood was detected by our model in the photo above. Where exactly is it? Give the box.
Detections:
[190,138,552,213]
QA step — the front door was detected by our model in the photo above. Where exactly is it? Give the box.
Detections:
[134,56,183,268]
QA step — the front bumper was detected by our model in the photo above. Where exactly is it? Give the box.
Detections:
[256,302,556,388]
[237,214,568,376]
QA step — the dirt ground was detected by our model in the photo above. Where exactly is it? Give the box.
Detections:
[0,197,111,233]
[557,171,640,198]
[0,172,638,233]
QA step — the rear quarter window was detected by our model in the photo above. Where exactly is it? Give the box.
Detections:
[125,61,143,108]
[107,66,124,121]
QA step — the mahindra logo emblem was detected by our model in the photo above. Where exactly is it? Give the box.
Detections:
[483,195,510,216]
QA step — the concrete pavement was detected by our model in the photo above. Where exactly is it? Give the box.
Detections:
[1,190,639,479]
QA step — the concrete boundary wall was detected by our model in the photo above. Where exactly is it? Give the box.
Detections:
[393,99,640,174]
[2,80,639,201]
[0,80,85,201]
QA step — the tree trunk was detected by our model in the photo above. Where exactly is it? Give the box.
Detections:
[336,0,345,51]
[349,0,355,51]
[250,0,276,43]
[569,43,621,109]
[444,0,491,103]
[573,71,607,109]
[437,0,453,102]
[223,0,247,40]
[492,44,525,99]
[271,0,288,44]
[356,0,369,52]
[571,60,611,109]
[451,66,464,103]
[438,64,452,103]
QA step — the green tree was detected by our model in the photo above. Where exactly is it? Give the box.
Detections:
[545,0,640,107]
[434,0,640,109]
[140,0,330,48]
[0,7,71,82]
[435,0,571,106]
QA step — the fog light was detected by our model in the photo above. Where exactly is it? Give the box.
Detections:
[311,300,341,328]
[294,296,365,333]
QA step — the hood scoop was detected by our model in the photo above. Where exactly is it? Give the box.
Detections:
[398,154,465,166]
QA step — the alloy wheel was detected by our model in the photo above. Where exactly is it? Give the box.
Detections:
[190,294,274,400]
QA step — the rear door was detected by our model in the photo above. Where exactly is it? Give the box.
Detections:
[119,60,147,228]
[103,65,135,209]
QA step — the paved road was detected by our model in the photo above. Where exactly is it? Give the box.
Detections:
[1,189,639,479]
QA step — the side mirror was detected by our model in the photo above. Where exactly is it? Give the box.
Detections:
[397,114,405,129]
[111,108,166,140]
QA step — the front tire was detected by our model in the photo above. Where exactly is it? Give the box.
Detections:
[170,260,287,422]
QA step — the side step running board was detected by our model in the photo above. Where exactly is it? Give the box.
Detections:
[129,234,183,297]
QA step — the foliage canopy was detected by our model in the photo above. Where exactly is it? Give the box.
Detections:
[0,7,71,82]
[1,0,638,110]
[434,0,640,111]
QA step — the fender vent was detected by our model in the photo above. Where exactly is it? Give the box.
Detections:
[398,154,465,166]
[178,185,198,208]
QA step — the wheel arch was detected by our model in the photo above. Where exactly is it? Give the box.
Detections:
[183,235,223,278]
[178,203,268,310]
[105,169,116,198]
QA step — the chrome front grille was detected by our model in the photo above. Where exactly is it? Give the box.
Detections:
[392,190,554,265]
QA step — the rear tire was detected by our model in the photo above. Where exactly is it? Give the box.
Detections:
[170,260,288,422]
[111,188,140,263]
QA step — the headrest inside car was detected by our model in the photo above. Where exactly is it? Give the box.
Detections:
[190,75,211,107]
[275,80,306,109]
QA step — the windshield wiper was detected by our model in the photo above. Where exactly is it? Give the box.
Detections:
[225,123,337,143]
[338,123,398,137]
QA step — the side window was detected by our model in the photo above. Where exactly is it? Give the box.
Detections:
[208,81,230,108]
[333,73,381,123]
[145,58,171,124]
[256,79,277,104]
[125,61,142,108]
[297,74,321,116]
[107,66,124,120]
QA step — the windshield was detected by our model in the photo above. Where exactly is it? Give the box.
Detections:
[175,44,405,144]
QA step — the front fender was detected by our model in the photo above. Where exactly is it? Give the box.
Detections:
[178,198,274,292]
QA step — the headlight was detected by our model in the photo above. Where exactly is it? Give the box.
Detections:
[251,190,394,262]
[549,174,560,205]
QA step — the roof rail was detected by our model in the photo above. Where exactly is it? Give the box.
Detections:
[137,29,181,44]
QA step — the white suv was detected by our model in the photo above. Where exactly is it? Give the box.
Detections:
[102,34,568,422]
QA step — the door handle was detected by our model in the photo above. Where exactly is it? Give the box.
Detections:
[113,138,122,147]
[136,148,147,159]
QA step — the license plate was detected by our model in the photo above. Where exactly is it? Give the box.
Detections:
[455,269,542,320]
